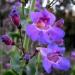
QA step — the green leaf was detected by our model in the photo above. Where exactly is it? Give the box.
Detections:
[30,0,35,11]
[8,32,20,39]
[25,56,37,75]
[9,46,23,75]
[35,68,40,75]
[3,70,16,75]
[0,49,7,56]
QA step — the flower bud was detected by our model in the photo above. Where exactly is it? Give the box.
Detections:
[11,14,20,27]
[10,6,20,27]
[1,35,15,45]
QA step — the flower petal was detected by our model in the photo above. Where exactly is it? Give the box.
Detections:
[48,27,65,41]
[42,58,52,73]
[30,11,42,23]
[53,57,71,71]
[54,18,64,28]
[48,44,65,54]
[38,31,51,44]
[41,9,56,25]
[26,24,39,41]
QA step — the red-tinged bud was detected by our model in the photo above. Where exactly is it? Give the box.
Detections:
[1,35,15,45]
[11,15,20,27]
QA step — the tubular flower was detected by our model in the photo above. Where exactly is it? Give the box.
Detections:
[26,9,56,44]
[1,34,15,45]
[36,47,71,73]
[26,9,65,45]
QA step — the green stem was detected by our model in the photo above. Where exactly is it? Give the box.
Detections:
[19,28,25,54]
[26,38,30,51]
[29,0,35,12]
[23,33,26,49]
[22,4,25,16]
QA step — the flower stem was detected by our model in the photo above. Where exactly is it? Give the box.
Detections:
[22,4,25,16]
[19,28,25,55]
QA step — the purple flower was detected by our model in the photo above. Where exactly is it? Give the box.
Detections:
[26,9,56,44]
[36,47,71,73]
[1,34,15,45]
[26,9,65,45]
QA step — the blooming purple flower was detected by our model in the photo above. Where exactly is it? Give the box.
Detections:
[36,47,71,73]
[26,9,56,44]
[26,9,65,45]
[1,34,15,45]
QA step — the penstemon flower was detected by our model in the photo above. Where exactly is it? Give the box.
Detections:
[26,9,56,44]
[26,11,65,45]
[36,47,71,73]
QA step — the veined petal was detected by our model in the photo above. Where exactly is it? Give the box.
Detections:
[26,24,39,41]
[41,9,56,25]
[37,47,48,57]
[48,27,65,41]
[38,31,51,44]
[53,57,71,71]
[53,27,65,38]
[30,12,42,23]
[48,44,65,54]
[42,58,52,73]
